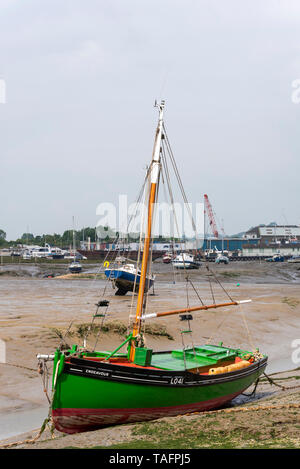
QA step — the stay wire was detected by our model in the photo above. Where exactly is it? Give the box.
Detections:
[161,140,189,278]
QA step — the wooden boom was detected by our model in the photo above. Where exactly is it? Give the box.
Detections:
[140,299,251,320]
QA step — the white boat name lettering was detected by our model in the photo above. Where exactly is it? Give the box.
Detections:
[85,369,109,377]
[170,376,184,385]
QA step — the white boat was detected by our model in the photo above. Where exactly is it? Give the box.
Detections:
[22,251,32,260]
[288,255,300,263]
[64,251,87,260]
[215,253,229,264]
[30,246,51,258]
[27,244,65,259]
[172,253,201,269]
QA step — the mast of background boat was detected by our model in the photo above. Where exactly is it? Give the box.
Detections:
[72,216,76,260]
[129,100,165,362]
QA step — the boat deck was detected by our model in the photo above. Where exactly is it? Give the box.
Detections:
[151,345,238,371]
[80,344,241,372]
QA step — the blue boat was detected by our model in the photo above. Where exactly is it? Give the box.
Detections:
[105,263,155,295]
[265,254,284,262]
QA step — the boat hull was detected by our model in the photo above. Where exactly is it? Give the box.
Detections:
[105,269,154,295]
[172,262,200,269]
[69,267,82,273]
[52,355,267,434]
[53,390,245,434]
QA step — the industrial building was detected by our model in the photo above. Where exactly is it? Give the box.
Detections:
[243,225,300,244]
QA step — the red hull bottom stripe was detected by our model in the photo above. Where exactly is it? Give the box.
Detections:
[52,390,244,434]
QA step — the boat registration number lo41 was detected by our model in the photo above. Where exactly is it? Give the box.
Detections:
[170,376,184,385]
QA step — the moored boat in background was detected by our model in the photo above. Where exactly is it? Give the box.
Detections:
[68,261,82,273]
[105,263,154,295]
[162,252,175,264]
[215,253,229,264]
[172,252,201,269]
[266,254,284,262]
[287,255,300,263]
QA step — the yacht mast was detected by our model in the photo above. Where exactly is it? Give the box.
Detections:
[129,100,165,361]
[72,216,76,258]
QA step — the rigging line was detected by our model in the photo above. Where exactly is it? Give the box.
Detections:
[238,303,256,352]
[161,144,180,240]
[185,276,190,309]
[142,171,160,319]
[206,307,231,345]
[101,162,154,300]
[92,304,110,351]
[205,263,235,303]
[143,226,155,322]
[160,148,180,284]
[164,125,234,307]
[163,123,197,235]
[79,163,155,348]
[187,278,205,306]
[161,142,189,278]
[207,270,216,305]
[162,139,205,295]
[160,154,177,284]
[128,163,155,331]
[202,195,236,306]
[126,162,154,237]
[128,171,149,332]
[162,129,201,279]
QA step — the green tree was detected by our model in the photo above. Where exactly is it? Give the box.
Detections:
[0,229,6,246]
[21,233,34,242]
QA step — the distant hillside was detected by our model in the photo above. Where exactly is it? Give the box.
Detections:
[228,232,245,238]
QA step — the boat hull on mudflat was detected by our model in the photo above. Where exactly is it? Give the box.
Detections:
[52,353,267,434]
[105,269,154,295]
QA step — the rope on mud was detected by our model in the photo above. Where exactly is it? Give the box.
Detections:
[242,371,300,397]
[0,413,54,449]
[262,372,300,391]
[0,360,57,448]
[0,362,37,373]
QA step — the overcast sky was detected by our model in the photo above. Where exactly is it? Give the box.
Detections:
[1,0,300,240]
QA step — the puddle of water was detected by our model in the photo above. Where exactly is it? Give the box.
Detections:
[0,406,49,441]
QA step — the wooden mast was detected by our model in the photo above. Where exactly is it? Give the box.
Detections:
[129,100,165,361]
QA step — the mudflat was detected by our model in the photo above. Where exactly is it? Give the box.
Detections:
[0,260,300,447]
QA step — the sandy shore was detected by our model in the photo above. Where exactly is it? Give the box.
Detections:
[0,260,300,447]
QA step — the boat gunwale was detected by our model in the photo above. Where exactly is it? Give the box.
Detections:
[64,355,268,387]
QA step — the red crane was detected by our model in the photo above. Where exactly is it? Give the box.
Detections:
[204,194,219,238]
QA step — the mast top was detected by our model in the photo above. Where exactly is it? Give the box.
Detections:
[154,99,165,113]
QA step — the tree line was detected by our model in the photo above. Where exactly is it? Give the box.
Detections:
[0,227,179,248]
[0,227,99,248]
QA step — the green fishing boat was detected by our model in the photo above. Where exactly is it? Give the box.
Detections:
[38,101,267,434]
